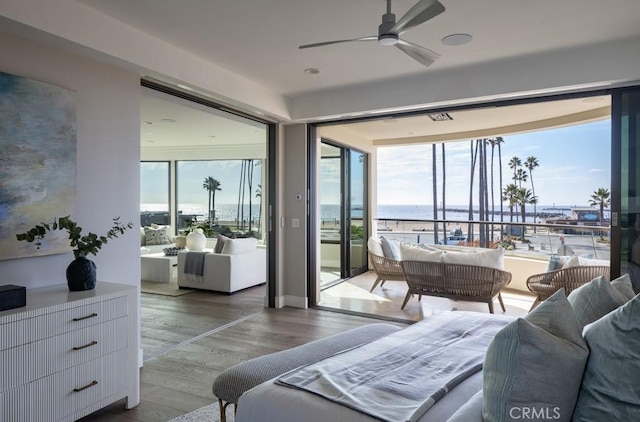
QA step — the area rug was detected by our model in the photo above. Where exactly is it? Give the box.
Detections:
[141,279,194,297]
[169,403,234,422]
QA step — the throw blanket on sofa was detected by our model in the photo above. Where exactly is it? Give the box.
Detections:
[277,312,513,422]
[183,251,208,280]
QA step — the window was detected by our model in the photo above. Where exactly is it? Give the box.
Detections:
[140,161,170,226]
[176,159,263,239]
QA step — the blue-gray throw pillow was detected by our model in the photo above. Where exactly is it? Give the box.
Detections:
[567,275,628,328]
[572,293,640,421]
[379,236,401,260]
[483,289,588,422]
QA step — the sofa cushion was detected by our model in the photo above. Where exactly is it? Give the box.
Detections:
[441,247,504,270]
[367,237,384,257]
[398,243,443,262]
[379,236,401,260]
[572,293,640,421]
[144,226,171,245]
[214,234,230,253]
[483,289,588,422]
[567,275,628,328]
[221,237,258,254]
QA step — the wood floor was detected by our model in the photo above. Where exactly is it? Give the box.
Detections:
[78,285,406,422]
[79,274,534,421]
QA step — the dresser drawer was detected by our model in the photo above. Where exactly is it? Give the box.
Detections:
[0,317,128,391]
[0,296,128,350]
[0,349,128,422]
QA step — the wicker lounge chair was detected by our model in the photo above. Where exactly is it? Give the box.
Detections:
[526,265,610,310]
[399,260,512,313]
[368,251,404,292]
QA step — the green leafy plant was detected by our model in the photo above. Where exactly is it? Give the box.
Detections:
[16,215,133,259]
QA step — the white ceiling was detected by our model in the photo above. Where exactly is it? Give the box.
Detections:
[141,88,267,152]
[79,0,640,98]
[87,0,623,148]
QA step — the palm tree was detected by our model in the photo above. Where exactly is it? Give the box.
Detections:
[524,156,540,230]
[468,140,479,242]
[589,188,611,226]
[503,183,519,223]
[202,177,221,227]
[514,188,537,239]
[256,184,262,238]
[441,143,447,242]
[496,137,505,240]
[432,144,439,244]
[513,168,528,188]
[508,156,521,185]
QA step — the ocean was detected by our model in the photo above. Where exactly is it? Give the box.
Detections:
[142,203,575,223]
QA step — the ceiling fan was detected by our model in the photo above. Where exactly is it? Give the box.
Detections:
[299,0,446,67]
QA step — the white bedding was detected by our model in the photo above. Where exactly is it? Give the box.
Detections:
[237,312,514,422]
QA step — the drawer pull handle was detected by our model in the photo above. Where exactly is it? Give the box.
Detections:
[73,341,98,351]
[73,313,98,322]
[73,380,98,392]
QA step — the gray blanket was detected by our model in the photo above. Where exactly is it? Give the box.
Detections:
[184,251,208,276]
[277,312,512,422]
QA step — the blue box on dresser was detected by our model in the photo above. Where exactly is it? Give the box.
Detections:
[0,284,26,311]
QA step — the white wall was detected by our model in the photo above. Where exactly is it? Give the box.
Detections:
[279,124,308,308]
[0,31,141,291]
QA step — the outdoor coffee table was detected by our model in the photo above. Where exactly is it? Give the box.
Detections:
[141,253,178,283]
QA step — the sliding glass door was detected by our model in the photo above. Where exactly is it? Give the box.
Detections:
[612,88,640,289]
[319,140,368,287]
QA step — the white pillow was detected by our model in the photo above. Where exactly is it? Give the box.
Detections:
[562,255,581,269]
[398,244,443,262]
[577,256,609,267]
[441,248,504,270]
[367,237,384,257]
[221,237,258,254]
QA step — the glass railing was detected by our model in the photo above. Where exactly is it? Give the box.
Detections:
[374,218,610,261]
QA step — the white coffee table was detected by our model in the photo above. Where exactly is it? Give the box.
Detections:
[141,253,178,283]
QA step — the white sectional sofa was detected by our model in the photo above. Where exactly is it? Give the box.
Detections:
[140,224,176,255]
[177,237,266,293]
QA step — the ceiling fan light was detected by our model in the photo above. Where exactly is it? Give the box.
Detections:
[379,34,399,46]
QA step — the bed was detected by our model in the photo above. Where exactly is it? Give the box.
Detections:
[236,311,514,422]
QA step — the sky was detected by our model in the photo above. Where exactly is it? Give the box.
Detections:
[376,119,611,207]
[141,160,262,210]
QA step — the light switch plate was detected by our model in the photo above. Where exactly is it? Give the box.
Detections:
[292,218,300,228]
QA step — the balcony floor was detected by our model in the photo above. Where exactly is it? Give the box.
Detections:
[319,270,535,322]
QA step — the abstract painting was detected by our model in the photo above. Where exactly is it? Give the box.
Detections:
[0,71,76,260]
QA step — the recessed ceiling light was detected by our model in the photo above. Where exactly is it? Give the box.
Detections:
[442,33,473,46]
[146,140,155,143]
[160,118,176,123]
[208,135,216,138]
[143,121,153,125]
[304,68,320,75]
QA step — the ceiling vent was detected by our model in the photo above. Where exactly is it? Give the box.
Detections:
[428,113,453,122]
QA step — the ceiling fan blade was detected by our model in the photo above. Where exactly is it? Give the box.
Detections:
[395,39,441,67]
[391,0,446,34]
[299,36,377,49]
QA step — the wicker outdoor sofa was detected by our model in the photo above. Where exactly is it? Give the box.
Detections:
[400,259,512,313]
[526,265,610,310]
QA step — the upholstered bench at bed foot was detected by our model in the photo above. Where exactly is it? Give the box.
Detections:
[212,322,402,422]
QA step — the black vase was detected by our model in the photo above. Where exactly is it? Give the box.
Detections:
[66,257,97,291]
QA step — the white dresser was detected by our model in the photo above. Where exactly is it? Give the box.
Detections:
[0,282,140,421]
